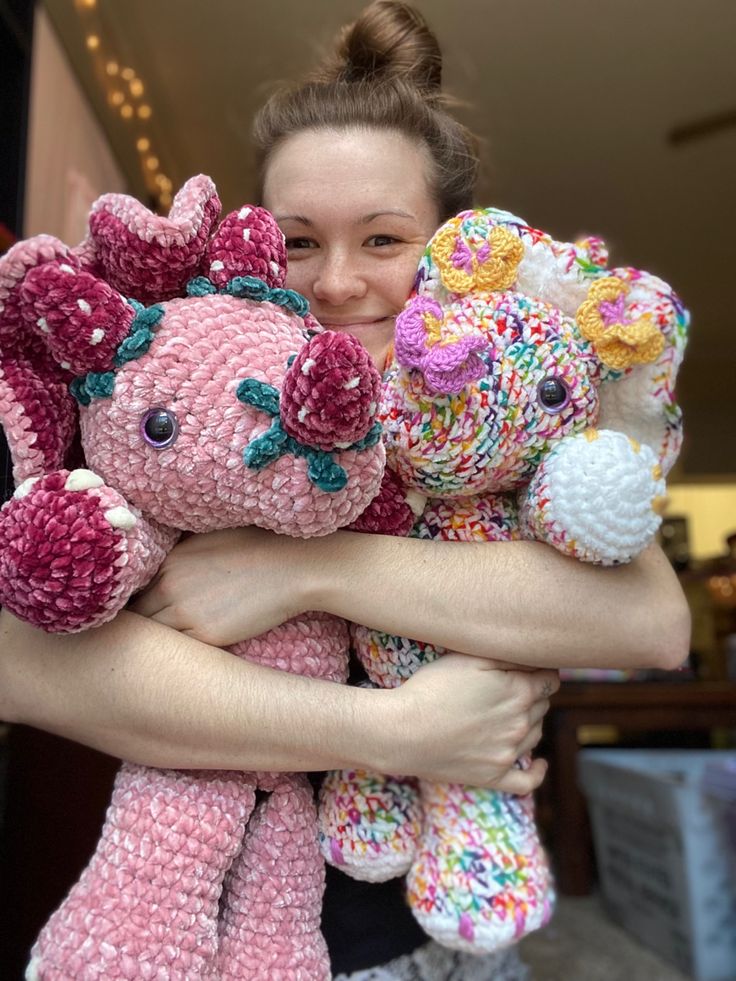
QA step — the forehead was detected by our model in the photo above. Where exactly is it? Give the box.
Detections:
[262,128,437,226]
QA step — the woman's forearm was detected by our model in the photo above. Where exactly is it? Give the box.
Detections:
[0,608,556,791]
[0,609,380,771]
[309,533,691,671]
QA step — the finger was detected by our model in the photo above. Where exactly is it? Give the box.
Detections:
[528,698,551,727]
[128,579,165,617]
[492,757,548,795]
[516,722,544,758]
[145,606,192,632]
[536,669,560,700]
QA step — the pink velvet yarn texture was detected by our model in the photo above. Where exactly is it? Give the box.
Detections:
[87,174,221,304]
[0,178,386,980]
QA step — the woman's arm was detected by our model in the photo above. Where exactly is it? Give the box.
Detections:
[0,608,555,793]
[132,528,691,671]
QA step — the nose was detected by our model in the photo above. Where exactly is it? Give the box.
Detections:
[312,250,367,306]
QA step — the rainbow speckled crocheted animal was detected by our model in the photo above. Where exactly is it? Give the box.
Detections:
[0,176,385,981]
[319,207,688,954]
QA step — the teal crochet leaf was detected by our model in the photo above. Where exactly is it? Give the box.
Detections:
[226,276,270,302]
[243,419,290,470]
[186,276,218,297]
[307,453,347,492]
[236,378,280,417]
[349,421,382,451]
[69,376,91,406]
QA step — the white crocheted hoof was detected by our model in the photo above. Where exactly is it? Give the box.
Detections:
[521,428,666,565]
[319,769,420,882]
[406,782,555,954]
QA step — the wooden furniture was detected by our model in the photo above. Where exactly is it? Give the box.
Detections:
[538,680,736,895]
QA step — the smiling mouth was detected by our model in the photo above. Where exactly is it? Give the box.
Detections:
[319,317,393,329]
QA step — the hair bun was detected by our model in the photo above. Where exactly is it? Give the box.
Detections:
[320,1,442,95]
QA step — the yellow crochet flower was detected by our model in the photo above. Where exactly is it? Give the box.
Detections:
[431,221,523,295]
[576,277,665,370]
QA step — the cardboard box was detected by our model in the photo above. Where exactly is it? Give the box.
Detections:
[578,749,736,981]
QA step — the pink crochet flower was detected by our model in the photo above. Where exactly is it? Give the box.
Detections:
[395,295,489,394]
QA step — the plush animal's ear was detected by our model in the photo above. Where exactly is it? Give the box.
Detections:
[0,236,79,481]
[203,205,287,289]
[578,267,689,474]
[86,174,221,303]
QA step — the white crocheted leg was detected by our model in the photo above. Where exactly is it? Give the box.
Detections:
[406,781,555,954]
[519,428,665,565]
[217,772,330,981]
[319,768,421,882]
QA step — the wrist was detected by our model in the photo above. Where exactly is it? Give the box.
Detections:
[343,683,403,774]
[297,530,352,615]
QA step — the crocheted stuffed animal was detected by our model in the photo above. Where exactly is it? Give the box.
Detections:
[0,176,386,981]
[319,207,688,954]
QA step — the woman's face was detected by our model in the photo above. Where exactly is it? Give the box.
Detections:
[262,128,440,367]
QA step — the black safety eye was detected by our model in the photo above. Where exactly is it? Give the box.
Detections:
[140,408,179,448]
[537,377,570,414]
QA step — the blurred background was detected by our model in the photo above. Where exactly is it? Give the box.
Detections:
[1,1,735,978]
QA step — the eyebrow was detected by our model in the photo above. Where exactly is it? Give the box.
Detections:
[275,214,312,225]
[274,210,417,226]
[359,210,416,224]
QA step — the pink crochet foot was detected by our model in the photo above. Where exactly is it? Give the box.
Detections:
[28,764,256,980]
[319,768,421,882]
[217,772,330,981]
[0,469,175,632]
[406,780,555,954]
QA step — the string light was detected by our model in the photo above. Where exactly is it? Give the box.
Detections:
[76,7,166,203]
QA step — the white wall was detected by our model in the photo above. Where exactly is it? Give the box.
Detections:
[24,6,126,244]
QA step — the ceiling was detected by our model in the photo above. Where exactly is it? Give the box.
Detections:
[43,0,736,477]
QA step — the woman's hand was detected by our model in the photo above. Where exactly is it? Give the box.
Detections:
[378,652,558,792]
[130,527,312,646]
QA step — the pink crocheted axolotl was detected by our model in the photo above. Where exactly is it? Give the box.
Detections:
[0,176,386,981]
[319,207,688,954]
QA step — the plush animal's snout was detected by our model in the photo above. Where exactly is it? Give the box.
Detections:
[236,332,382,493]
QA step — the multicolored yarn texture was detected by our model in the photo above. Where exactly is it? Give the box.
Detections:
[319,207,688,954]
[0,175,386,980]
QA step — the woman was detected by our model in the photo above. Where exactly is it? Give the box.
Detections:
[0,2,689,978]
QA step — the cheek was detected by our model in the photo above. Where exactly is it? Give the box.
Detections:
[383,252,426,312]
[283,261,313,300]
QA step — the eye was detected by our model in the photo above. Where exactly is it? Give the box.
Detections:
[366,235,400,247]
[140,407,179,448]
[285,237,317,250]
[537,377,570,414]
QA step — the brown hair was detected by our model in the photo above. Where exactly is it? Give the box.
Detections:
[252,1,479,222]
